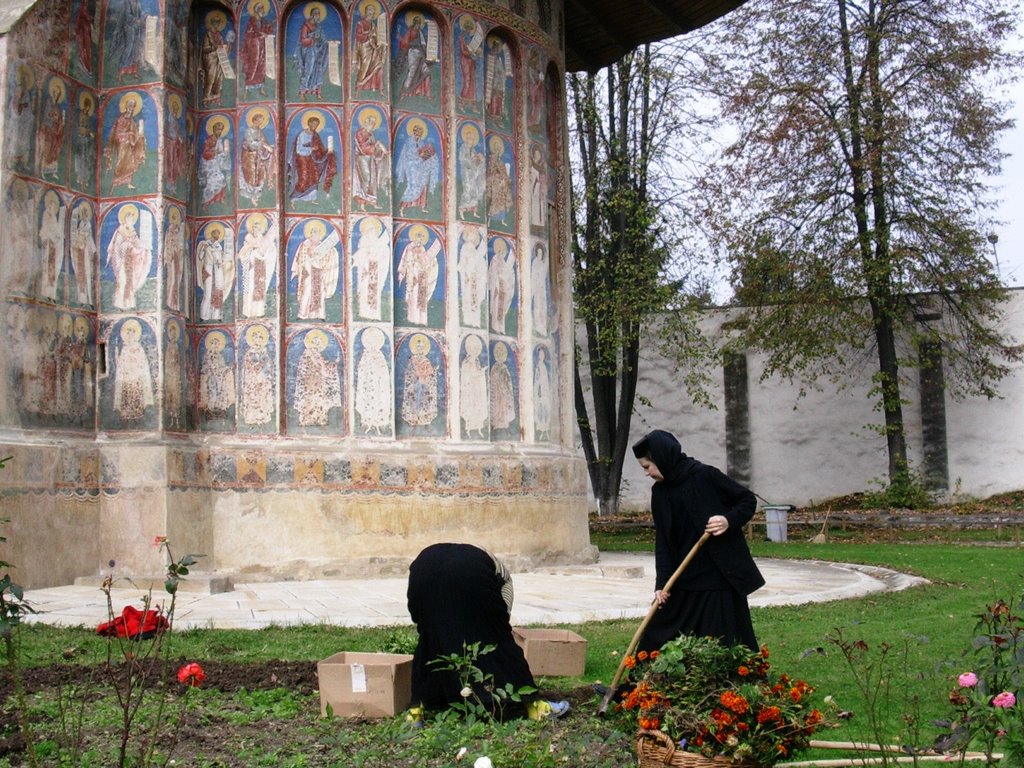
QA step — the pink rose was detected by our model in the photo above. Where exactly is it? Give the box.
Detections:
[991,691,1016,708]
[958,672,978,688]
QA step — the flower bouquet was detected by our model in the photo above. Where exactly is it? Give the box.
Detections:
[617,635,828,767]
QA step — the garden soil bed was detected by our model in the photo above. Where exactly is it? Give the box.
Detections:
[0,660,598,766]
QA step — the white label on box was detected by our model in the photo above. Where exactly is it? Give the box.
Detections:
[350,663,368,693]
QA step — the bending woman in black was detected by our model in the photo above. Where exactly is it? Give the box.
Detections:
[633,430,764,654]
[407,542,568,720]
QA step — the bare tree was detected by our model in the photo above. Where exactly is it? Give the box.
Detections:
[569,45,711,515]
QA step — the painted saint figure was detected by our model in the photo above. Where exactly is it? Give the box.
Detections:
[70,201,97,306]
[196,222,234,320]
[397,224,441,326]
[400,333,439,429]
[106,203,153,311]
[352,106,389,209]
[460,334,488,438]
[237,213,277,317]
[200,10,234,105]
[37,191,66,302]
[531,243,551,337]
[456,16,483,108]
[293,329,342,427]
[289,111,337,203]
[484,37,510,120]
[291,219,340,320]
[241,0,274,97]
[395,118,439,215]
[353,1,385,92]
[199,115,232,209]
[240,323,275,427]
[488,237,516,333]
[354,326,391,434]
[109,0,147,83]
[198,330,236,417]
[162,206,186,311]
[73,92,98,192]
[104,92,147,193]
[458,225,487,328]
[163,319,185,429]
[457,123,485,219]
[164,95,188,192]
[486,134,514,227]
[295,3,330,99]
[112,318,154,421]
[239,108,275,204]
[351,217,390,321]
[37,79,66,179]
[396,12,433,99]
[533,345,553,441]
[489,341,516,431]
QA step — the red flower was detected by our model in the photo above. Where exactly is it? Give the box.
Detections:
[757,706,782,723]
[738,665,750,677]
[177,662,206,687]
[624,655,637,669]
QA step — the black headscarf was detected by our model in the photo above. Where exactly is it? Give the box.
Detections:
[632,429,692,485]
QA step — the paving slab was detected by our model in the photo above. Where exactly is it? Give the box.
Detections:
[20,553,928,631]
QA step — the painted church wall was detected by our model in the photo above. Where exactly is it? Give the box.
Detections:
[0,0,591,589]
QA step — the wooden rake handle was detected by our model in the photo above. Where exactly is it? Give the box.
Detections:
[597,531,712,715]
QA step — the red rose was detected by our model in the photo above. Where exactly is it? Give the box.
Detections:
[177,662,206,687]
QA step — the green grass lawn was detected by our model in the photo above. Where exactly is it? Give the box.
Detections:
[3,529,1022,766]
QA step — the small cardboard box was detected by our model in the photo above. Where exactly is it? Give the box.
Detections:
[513,628,587,677]
[317,652,414,717]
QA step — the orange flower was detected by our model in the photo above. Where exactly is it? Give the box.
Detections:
[757,706,782,723]
[624,655,637,669]
[738,665,750,677]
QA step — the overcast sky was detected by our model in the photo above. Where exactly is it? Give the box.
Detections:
[991,80,1024,289]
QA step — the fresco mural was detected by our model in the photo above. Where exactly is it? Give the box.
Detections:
[395,331,446,438]
[391,9,442,112]
[238,322,277,433]
[102,0,160,88]
[456,121,485,223]
[394,223,444,328]
[455,14,485,115]
[488,235,517,336]
[489,339,519,440]
[352,104,390,213]
[197,112,234,215]
[352,0,387,96]
[353,325,392,436]
[239,0,277,101]
[393,114,442,220]
[101,316,157,431]
[101,201,156,312]
[198,7,237,109]
[286,217,343,323]
[195,219,236,323]
[101,90,157,197]
[286,107,341,212]
[197,327,236,431]
[285,1,344,104]
[286,327,345,434]
[350,216,392,322]
[459,332,488,439]
[238,106,277,207]
[0,0,566,449]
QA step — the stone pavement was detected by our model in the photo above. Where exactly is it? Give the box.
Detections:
[20,553,927,631]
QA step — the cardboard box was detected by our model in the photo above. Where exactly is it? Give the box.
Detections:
[317,652,414,717]
[513,628,587,677]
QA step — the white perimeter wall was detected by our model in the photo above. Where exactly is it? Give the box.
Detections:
[609,288,1024,510]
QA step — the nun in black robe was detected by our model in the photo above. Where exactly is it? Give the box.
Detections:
[407,542,539,718]
[632,429,764,654]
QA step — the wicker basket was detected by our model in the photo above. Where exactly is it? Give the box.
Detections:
[636,729,759,768]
